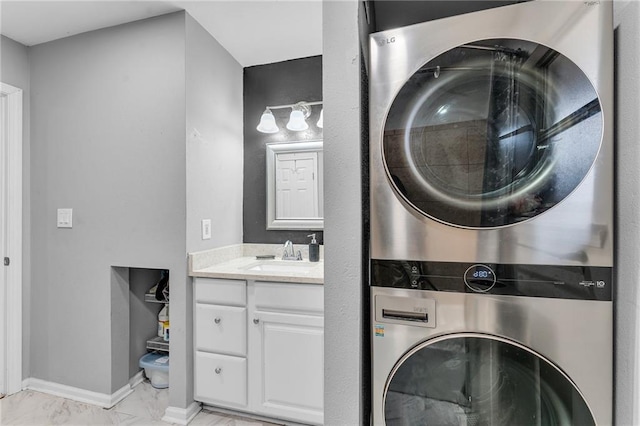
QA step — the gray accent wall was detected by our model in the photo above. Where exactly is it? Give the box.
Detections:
[369,0,524,31]
[0,34,31,381]
[243,56,324,245]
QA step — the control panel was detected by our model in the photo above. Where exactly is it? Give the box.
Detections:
[371,259,612,301]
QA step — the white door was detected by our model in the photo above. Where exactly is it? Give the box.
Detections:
[0,82,23,396]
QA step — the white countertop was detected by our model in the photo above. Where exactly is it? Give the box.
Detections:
[188,244,324,285]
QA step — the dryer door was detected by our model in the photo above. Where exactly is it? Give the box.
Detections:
[383,334,595,426]
[383,38,602,228]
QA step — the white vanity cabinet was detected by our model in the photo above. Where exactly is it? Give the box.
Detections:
[193,276,324,425]
[194,278,248,409]
[248,281,324,425]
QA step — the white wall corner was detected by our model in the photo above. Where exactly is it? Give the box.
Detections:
[162,402,202,425]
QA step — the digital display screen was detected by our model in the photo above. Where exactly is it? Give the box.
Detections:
[464,264,496,292]
[473,270,491,279]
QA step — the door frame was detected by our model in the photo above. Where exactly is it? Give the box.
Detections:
[1,82,23,395]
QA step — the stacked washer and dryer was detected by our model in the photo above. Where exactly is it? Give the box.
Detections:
[369,2,613,425]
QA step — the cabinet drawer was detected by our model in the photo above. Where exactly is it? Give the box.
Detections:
[195,304,246,356]
[195,351,247,408]
[195,278,246,306]
[254,282,324,314]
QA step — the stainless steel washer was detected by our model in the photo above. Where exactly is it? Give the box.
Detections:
[371,267,613,425]
[369,2,613,425]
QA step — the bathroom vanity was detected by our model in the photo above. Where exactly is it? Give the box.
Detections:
[189,244,324,425]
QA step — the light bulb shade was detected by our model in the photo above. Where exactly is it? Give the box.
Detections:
[286,110,309,131]
[317,109,323,128]
[257,110,280,133]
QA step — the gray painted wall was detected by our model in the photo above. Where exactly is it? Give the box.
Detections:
[24,9,243,410]
[323,1,365,424]
[243,56,324,245]
[29,13,187,396]
[0,34,31,381]
[614,2,640,424]
[186,14,243,253]
[184,13,244,406]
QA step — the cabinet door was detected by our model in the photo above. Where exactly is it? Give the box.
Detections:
[195,351,247,408]
[195,304,246,356]
[250,310,324,425]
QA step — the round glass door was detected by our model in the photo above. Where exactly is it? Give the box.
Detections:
[383,38,603,228]
[383,334,595,426]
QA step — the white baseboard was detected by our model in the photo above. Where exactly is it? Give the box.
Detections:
[22,378,133,409]
[129,370,145,388]
[162,402,202,425]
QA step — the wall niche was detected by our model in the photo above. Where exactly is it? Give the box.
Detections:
[111,266,170,390]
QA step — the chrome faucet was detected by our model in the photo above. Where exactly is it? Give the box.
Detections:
[282,240,302,260]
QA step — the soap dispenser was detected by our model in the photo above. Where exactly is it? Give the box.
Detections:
[308,234,320,262]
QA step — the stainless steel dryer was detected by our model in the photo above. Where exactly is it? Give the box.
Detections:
[369,0,613,266]
[369,2,613,425]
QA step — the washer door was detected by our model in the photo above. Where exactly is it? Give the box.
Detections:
[383,38,602,228]
[383,334,595,426]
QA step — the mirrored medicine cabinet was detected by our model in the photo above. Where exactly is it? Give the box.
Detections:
[266,140,323,230]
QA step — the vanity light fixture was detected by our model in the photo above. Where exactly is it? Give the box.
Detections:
[256,109,280,133]
[286,102,311,131]
[256,100,323,134]
[286,110,308,131]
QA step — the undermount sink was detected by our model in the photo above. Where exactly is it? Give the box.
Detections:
[242,260,318,274]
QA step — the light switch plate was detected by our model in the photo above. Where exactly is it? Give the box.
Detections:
[201,219,212,240]
[57,208,73,228]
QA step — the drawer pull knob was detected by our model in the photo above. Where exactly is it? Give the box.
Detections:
[253,318,260,324]
[214,317,221,324]
[215,367,222,374]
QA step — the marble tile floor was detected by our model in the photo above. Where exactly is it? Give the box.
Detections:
[0,381,281,426]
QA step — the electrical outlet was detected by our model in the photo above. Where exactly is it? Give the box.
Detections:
[57,208,73,228]
[201,219,212,240]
